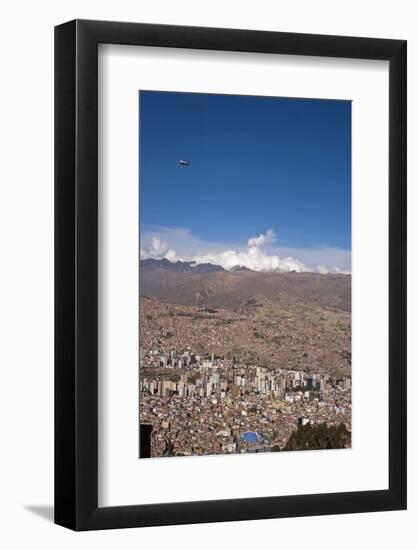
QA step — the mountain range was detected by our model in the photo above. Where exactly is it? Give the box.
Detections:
[140,258,351,313]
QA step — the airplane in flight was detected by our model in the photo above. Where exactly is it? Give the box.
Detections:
[179,160,191,167]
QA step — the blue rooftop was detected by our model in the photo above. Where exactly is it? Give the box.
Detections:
[242,431,262,444]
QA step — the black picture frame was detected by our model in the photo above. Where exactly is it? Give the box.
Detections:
[55,19,407,531]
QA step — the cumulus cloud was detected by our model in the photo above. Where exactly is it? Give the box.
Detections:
[192,229,309,272]
[141,236,178,262]
[247,228,276,248]
[140,227,351,274]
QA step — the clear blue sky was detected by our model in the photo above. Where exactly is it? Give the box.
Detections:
[139,91,351,250]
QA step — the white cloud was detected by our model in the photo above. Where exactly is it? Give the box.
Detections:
[140,236,178,262]
[140,227,351,274]
[192,229,309,272]
[247,228,276,248]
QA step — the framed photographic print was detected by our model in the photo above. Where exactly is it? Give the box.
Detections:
[55,20,407,530]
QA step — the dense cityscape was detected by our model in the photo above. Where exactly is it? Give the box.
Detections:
[139,285,352,458]
[140,348,351,457]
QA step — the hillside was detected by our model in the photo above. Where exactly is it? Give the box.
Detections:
[139,259,351,313]
[139,259,351,377]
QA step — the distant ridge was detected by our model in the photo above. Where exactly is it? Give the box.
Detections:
[140,258,225,274]
[230,265,252,272]
[140,258,351,312]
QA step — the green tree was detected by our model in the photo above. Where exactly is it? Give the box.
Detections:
[283,422,351,452]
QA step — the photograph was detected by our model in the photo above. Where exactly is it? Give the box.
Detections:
[139,91,352,459]
[0,1,410,541]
